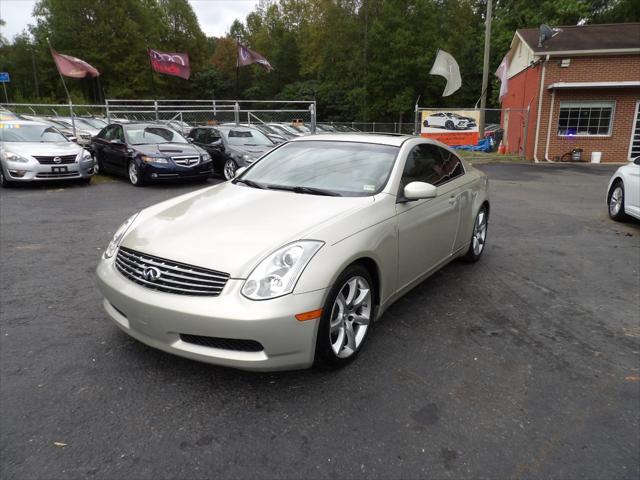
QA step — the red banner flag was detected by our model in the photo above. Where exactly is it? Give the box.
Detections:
[148,48,190,80]
[51,49,100,78]
[237,44,273,71]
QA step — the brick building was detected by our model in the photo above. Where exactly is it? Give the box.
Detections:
[499,23,640,162]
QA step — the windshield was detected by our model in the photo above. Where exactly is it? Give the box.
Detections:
[50,118,72,128]
[81,118,107,128]
[75,118,102,129]
[239,141,398,197]
[221,128,273,146]
[0,124,68,142]
[125,126,188,145]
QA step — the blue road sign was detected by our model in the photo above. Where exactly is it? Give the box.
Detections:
[0,72,10,83]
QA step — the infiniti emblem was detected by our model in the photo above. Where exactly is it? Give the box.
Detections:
[53,156,62,164]
[142,266,162,281]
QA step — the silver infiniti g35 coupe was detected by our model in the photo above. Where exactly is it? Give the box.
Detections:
[96,134,490,371]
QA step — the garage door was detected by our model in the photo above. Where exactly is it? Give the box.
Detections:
[630,100,640,160]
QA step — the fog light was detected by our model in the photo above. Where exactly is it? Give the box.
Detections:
[9,170,26,178]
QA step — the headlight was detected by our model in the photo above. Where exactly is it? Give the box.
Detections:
[81,150,92,161]
[4,151,30,163]
[104,213,139,258]
[201,153,211,162]
[242,240,324,300]
[141,155,169,164]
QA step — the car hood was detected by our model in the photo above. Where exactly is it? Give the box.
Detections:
[227,144,272,158]
[121,182,373,278]
[1,141,81,157]
[132,143,203,157]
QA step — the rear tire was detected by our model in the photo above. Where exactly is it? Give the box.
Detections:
[462,205,488,263]
[128,160,145,187]
[223,159,237,180]
[608,181,627,221]
[315,264,376,369]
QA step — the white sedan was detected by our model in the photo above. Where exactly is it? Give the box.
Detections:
[607,157,640,221]
[96,134,490,371]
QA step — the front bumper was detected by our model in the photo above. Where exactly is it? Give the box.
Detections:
[96,254,325,371]
[140,161,213,181]
[1,158,95,182]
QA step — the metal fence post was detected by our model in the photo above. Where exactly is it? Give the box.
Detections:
[310,102,316,134]
[154,100,159,121]
[234,102,240,125]
[414,104,419,136]
[105,99,111,123]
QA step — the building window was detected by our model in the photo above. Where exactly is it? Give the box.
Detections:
[557,101,614,136]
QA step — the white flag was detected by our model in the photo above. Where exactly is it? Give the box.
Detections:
[495,54,510,101]
[429,49,462,97]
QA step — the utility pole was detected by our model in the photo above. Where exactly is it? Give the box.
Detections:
[478,0,493,139]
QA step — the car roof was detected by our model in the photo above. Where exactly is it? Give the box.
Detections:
[290,132,414,147]
[0,120,51,126]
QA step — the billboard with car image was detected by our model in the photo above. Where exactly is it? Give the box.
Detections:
[420,109,480,146]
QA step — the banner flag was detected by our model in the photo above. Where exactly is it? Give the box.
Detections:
[237,44,273,71]
[148,48,191,80]
[495,54,510,101]
[429,49,461,97]
[51,49,100,78]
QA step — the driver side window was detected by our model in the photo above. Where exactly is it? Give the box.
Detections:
[401,144,464,188]
[401,144,443,187]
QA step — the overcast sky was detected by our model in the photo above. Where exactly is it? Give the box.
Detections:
[0,0,259,41]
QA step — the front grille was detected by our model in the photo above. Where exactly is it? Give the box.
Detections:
[115,247,229,296]
[179,334,264,352]
[172,155,200,167]
[36,171,80,178]
[33,154,77,164]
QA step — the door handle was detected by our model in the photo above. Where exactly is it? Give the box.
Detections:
[449,195,457,205]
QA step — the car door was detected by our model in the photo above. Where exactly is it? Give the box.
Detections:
[395,143,463,289]
[105,125,127,174]
[625,158,640,217]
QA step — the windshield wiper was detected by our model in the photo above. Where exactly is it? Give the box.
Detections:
[266,184,341,197]
[234,178,266,189]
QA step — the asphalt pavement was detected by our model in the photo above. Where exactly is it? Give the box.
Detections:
[1,164,639,479]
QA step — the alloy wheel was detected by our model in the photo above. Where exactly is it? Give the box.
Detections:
[329,276,372,358]
[224,160,237,180]
[128,162,138,184]
[472,209,487,256]
[609,186,623,216]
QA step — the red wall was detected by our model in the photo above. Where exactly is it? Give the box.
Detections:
[500,63,541,159]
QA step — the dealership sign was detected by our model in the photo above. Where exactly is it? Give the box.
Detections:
[0,72,10,83]
[420,109,479,146]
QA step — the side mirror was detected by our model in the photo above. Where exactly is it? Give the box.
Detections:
[403,181,437,201]
[68,136,78,143]
[187,137,194,143]
[235,167,247,177]
[109,139,123,145]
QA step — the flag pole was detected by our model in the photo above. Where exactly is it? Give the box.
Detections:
[235,36,240,99]
[47,38,76,138]
[147,46,157,101]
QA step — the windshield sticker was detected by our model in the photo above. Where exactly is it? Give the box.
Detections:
[363,184,375,192]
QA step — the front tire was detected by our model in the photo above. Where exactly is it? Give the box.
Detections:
[315,264,376,369]
[223,159,237,180]
[462,205,488,263]
[445,120,455,130]
[128,160,145,187]
[608,181,627,221]
[0,166,12,188]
